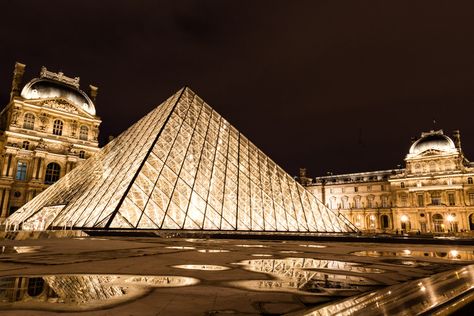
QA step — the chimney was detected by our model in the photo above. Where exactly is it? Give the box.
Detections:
[89,85,98,103]
[453,130,462,149]
[299,167,307,179]
[10,62,26,101]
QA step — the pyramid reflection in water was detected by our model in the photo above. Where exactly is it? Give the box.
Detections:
[9,88,355,232]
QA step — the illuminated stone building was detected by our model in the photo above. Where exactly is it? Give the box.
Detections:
[0,63,101,220]
[303,130,474,233]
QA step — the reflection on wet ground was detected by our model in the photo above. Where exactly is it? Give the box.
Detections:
[235,244,267,248]
[1,246,42,254]
[172,264,230,271]
[196,249,230,253]
[231,257,382,296]
[352,249,474,260]
[0,274,198,311]
[0,238,472,315]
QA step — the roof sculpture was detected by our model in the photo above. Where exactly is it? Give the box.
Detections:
[8,88,356,233]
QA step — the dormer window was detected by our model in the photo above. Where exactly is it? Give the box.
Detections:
[53,120,63,136]
[23,113,35,130]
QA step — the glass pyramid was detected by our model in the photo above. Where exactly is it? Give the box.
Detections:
[8,88,356,233]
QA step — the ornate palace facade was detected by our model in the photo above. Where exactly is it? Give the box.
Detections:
[302,130,474,233]
[0,63,101,220]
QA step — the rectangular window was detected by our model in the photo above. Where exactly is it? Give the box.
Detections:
[470,193,474,205]
[354,186,358,192]
[431,192,441,205]
[448,193,455,206]
[417,194,424,207]
[401,194,407,207]
[15,161,27,181]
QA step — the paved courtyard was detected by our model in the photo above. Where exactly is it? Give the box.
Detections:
[0,236,473,315]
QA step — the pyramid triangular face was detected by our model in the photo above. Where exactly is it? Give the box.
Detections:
[9,88,356,233]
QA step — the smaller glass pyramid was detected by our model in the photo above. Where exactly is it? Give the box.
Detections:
[8,88,356,233]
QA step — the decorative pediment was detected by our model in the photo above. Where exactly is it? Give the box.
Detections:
[39,99,79,114]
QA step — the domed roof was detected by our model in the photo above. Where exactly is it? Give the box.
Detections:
[409,130,456,155]
[20,68,96,116]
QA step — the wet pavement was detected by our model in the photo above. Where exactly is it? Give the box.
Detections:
[0,237,472,315]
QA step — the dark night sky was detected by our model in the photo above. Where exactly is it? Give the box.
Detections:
[1,1,474,177]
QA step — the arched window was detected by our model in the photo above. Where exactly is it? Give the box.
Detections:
[45,162,61,184]
[79,125,88,140]
[22,141,30,150]
[468,177,473,185]
[401,182,405,188]
[53,120,63,136]
[23,113,35,130]
[27,278,44,297]
[79,150,85,159]
[432,213,444,232]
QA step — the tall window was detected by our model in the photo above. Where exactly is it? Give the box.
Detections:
[79,125,88,140]
[469,193,474,206]
[79,150,85,159]
[53,120,63,136]
[381,214,389,229]
[431,191,441,205]
[417,194,424,206]
[400,194,407,207]
[468,177,473,185]
[45,162,61,184]
[381,196,388,208]
[23,113,35,130]
[15,161,27,181]
[22,141,30,150]
[448,193,455,206]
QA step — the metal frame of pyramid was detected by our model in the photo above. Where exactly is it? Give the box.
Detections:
[8,88,357,233]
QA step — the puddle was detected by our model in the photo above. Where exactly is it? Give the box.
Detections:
[230,258,381,296]
[0,274,198,311]
[165,246,196,250]
[251,254,273,257]
[299,244,327,248]
[197,249,230,253]
[352,249,474,261]
[235,244,267,248]
[172,264,230,271]
[1,246,43,254]
[185,239,208,243]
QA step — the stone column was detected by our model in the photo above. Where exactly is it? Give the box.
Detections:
[2,154,11,176]
[1,189,10,218]
[7,156,15,178]
[37,158,45,181]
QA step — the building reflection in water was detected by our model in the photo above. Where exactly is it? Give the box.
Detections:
[352,249,474,261]
[302,264,474,315]
[0,275,198,310]
[231,258,382,296]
